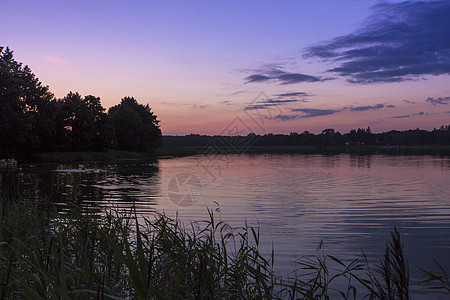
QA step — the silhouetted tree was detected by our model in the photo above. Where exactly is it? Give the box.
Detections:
[1,47,163,156]
[108,97,161,152]
[32,99,62,152]
[84,95,114,151]
[162,124,450,148]
[0,47,54,157]
[58,92,112,151]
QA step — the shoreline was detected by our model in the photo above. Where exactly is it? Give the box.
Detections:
[14,144,450,164]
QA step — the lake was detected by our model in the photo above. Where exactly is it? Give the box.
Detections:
[2,153,450,298]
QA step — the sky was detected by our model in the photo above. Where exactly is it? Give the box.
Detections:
[2,0,450,135]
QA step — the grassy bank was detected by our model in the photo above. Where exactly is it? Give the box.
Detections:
[154,146,200,157]
[0,196,449,299]
[30,147,200,163]
[31,150,150,163]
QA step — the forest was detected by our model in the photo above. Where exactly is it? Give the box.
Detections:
[163,125,450,149]
[0,47,161,159]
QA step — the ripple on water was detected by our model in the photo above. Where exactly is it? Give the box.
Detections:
[3,154,450,299]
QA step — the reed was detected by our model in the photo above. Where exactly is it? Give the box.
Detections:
[0,194,448,299]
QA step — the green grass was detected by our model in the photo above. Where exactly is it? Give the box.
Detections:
[0,194,448,299]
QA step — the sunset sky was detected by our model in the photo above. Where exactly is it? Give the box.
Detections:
[2,0,450,135]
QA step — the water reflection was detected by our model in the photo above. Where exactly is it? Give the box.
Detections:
[1,154,450,299]
[0,160,161,214]
[152,154,450,299]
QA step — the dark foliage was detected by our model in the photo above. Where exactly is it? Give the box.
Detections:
[0,47,54,157]
[163,125,450,148]
[0,47,161,157]
[373,228,409,300]
[108,97,161,152]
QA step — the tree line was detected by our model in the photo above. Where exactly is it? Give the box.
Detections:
[258,126,450,147]
[163,125,450,148]
[0,47,161,158]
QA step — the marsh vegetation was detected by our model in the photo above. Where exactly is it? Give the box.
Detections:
[0,192,448,299]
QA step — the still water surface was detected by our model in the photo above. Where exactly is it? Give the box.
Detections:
[2,153,450,298]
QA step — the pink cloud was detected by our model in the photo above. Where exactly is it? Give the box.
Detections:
[41,55,70,65]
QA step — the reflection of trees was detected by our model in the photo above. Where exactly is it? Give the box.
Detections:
[349,154,372,169]
[1,160,161,214]
[97,160,161,210]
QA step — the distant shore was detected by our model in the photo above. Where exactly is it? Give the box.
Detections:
[17,144,449,164]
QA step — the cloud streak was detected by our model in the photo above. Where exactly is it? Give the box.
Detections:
[349,104,386,111]
[267,108,341,121]
[42,55,70,65]
[291,108,341,118]
[264,108,342,121]
[305,1,450,83]
[269,114,299,121]
[244,98,305,110]
[275,92,309,97]
[265,101,397,121]
[244,66,321,85]
[245,74,271,83]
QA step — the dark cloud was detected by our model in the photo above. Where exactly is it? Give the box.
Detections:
[276,98,307,104]
[276,73,320,84]
[426,96,450,105]
[305,1,450,83]
[392,115,411,118]
[244,98,304,110]
[245,67,321,85]
[265,108,341,121]
[269,114,299,121]
[291,108,340,118]
[275,92,309,97]
[349,104,385,111]
[244,104,275,110]
[245,74,271,83]
[271,92,309,104]
[264,102,395,120]
[403,100,417,105]
[266,99,301,104]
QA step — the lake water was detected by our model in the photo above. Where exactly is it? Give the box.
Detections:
[2,153,450,298]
